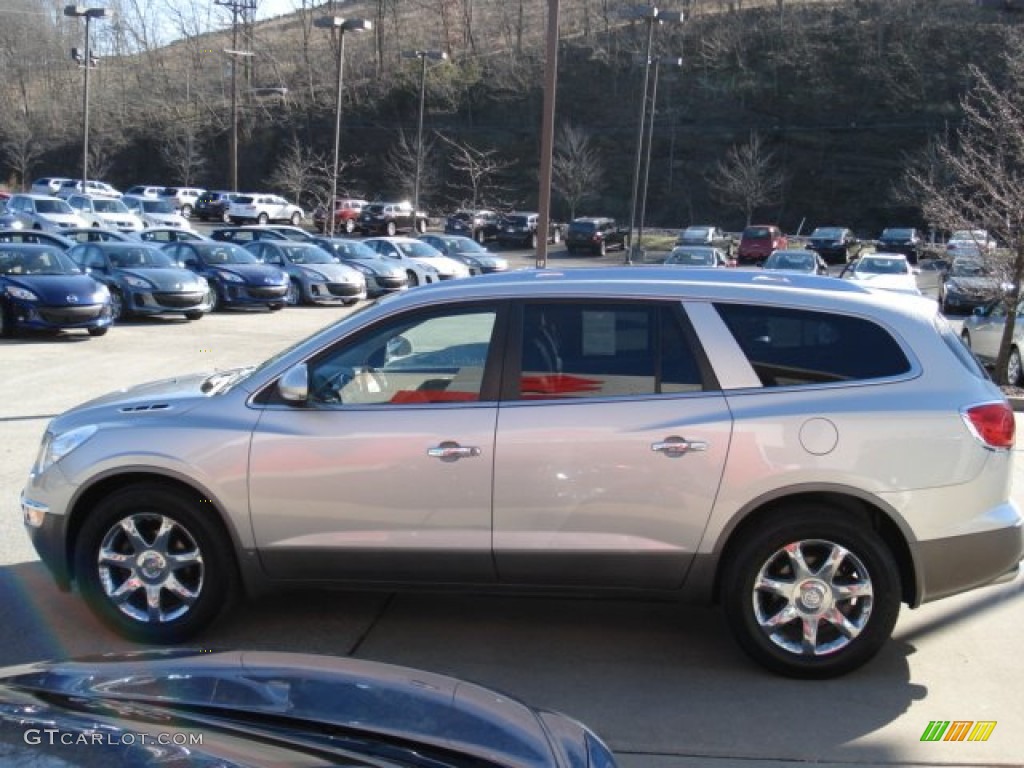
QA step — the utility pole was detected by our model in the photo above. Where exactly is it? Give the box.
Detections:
[216,0,257,193]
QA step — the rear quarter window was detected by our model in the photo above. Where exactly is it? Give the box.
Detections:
[714,303,911,386]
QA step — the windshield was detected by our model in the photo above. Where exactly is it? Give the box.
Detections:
[441,237,485,253]
[35,199,74,214]
[142,200,176,213]
[683,227,711,238]
[881,228,914,238]
[195,243,259,264]
[94,199,130,214]
[396,241,444,258]
[107,247,175,268]
[765,251,813,270]
[742,226,771,238]
[280,244,334,264]
[0,246,77,275]
[950,259,989,277]
[667,248,715,266]
[855,257,908,275]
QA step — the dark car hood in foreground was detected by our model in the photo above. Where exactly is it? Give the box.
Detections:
[3,274,102,305]
[0,650,615,768]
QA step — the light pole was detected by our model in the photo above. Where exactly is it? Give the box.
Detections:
[64,4,112,194]
[638,56,682,247]
[621,5,684,263]
[315,16,372,237]
[402,49,447,219]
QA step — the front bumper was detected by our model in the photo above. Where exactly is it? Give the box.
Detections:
[218,283,289,307]
[128,290,212,316]
[8,301,112,332]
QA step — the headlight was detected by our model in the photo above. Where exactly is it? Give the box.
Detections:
[5,285,38,301]
[218,271,244,283]
[34,425,98,475]
[301,269,326,282]
[351,262,374,276]
[93,284,110,302]
[123,275,154,289]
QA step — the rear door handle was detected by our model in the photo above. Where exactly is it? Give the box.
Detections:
[428,441,482,461]
[651,436,708,457]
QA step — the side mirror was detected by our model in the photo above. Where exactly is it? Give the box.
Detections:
[277,364,309,402]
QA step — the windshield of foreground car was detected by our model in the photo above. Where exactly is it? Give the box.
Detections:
[280,244,334,264]
[395,241,444,258]
[0,247,78,275]
[108,248,176,269]
[195,244,259,264]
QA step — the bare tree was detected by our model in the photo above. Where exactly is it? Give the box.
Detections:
[266,137,332,209]
[708,132,785,226]
[382,129,440,207]
[159,128,206,186]
[551,122,603,220]
[437,132,513,209]
[903,59,1024,384]
[1,121,45,191]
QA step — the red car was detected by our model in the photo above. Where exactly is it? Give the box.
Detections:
[737,224,787,266]
[313,198,368,234]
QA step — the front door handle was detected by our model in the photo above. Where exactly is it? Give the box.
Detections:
[651,436,708,457]
[428,441,482,462]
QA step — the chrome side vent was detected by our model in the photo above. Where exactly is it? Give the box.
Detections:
[119,403,172,413]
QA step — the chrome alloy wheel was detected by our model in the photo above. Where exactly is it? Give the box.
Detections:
[96,513,204,625]
[751,539,873,657]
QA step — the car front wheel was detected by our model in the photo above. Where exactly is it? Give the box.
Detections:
[257,212,269,225]
[74,483,236,643]
[1007,347,1022,386]
[722,506,901,678]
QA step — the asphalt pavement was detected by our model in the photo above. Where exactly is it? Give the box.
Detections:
[0,245,1021,767]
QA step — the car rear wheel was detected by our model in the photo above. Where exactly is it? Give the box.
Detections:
[474,229,486,245]
[181,204,193,219]
[290,212,301,226]
[257,212,269,225]
[415,219,427,234]
[74,483,236,643]
[722,506,900,678]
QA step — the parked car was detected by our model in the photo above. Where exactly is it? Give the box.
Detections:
[55,179,121,199]
[311,237,412,296]
[244,240,367,306]
[136,226,208,243]
[194,190,238,222]
[914,257,950,300]
[356,201,428,236]
[946,229,998,259]
[0,243,111,336]
[877,227,924,263]
[210,225,289,244]
[675,225,734,255]
[62,227,137,244]
[1,193,87,232]
[0,229,74,249]
[228,194,304,226]
[445,208,502,244]
[806,226,863,265]
[161,240,289,311]
[0,649,618,768]
[736,224,787,266]
[961,299,1024,386]
[839,253,920,295]
[495,211,564,248]
[122,195,191,229]
[419,233,509,274]
[20,268,1022,678]
[362,236,470,282]
[158,186,206,218]
[260,224,320,242]
[122,184,164,198]
[29,176,74,196]
[67,241,212,321]
[313,197,368,234]
[66,194,145,232]
[761,248,830,275]
[664,245,730,268]
[564,216,628,256]
[938,256,1005,315]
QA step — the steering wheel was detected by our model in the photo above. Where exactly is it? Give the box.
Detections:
[312,366,390,404]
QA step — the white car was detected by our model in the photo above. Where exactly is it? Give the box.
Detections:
[66,194,145,232]
[29,177,74,196]
[55,179,122,199]
[946,229,997,259]
[961,299,1024,386]
[228,194,305,226]
[0,194,87,232]
[361,236,471,284]
[159,187,206,218]
[840,253,921,295]
[123,195,191,229]
[123,185,164,198]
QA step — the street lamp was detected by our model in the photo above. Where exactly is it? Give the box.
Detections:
[638,56,682,247]
[620,5,684,263]
[315,16,372,237]
[402,49,448,219]
[64,4,112,195]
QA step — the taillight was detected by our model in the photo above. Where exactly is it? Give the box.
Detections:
[962,402,1015,449]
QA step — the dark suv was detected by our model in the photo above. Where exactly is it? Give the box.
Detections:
[807,227,863,265]
[877,227,923,263]
[565,217,628,256]
[444,209,501,244]
[495,212,563,249]
[194,191,237,223]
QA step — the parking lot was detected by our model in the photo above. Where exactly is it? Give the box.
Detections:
[2,257,1022,767]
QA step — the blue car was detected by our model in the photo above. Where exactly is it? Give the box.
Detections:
[67,242,213,321]
[0,243,112,337]
[161,240,289,311]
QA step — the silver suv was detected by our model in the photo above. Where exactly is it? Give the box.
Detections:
[21,269,1023,677]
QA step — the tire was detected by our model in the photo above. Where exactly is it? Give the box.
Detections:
[722,506,901,679]
[290,212,301,226]
[386,221,397,236]
[222,211,231,224]
[257,212,269,225]
[598,240,607,257]
[344,218,355,234]
[474,229,485,245]
[181,204,193,219]
[407,270,419,287]
[268,302,285,311]
[184,310,204,321]
[74,483,236,643]
[530,232,538,249]
[415,219,426,234]
[87,326,108,337]
[551,227,561,245]
[960,330,971,349]
[210,287,224,312]
[109,289,125,321]
[285,280,301,306]
[1007,347,1022,386]
[0,302,13,337]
